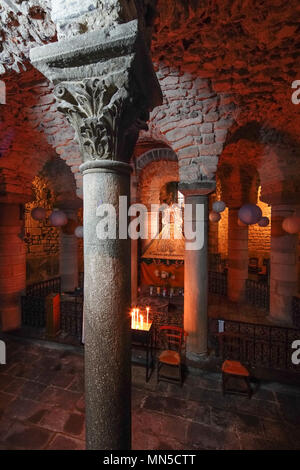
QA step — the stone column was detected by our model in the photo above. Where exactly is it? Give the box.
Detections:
[227,208,249,302]
[31,17,162,450]
[180,183,215,358]
[208,197,219,258]
[130,172,138,304]
[0,203,26,331]
[270,205,298,323]
[59,209,79,293]
[82,159,131,449]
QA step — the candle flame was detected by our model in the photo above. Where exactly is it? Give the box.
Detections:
[131,307,151,331]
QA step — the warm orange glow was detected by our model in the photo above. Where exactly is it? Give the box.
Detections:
[131,307,152,331]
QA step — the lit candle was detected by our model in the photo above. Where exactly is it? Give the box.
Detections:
[134,308,137,329]
[146,307,150,326]
[140,314,143,330]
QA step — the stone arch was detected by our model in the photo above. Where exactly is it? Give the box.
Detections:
[135,147,178,173]
[39,156,80,208]
[135,143,179,206]
[219,120,300,206]
[138,64,236,184]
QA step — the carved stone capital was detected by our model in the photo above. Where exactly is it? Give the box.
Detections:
[178,181,216,197]
[54,74,148,162]
[30,20,162,164]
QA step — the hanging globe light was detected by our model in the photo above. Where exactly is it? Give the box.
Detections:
[238,204,262,225]
[74,226,84,238]
[258,216,270,227]
[209,211,221,223]
[31,207,46,221]
[49,209,68,227]
[212,200,226,213]
[238,218,247,227]
[282,216,300,234]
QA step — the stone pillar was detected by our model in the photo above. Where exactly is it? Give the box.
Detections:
[59,209,79,292]
[0,203,26,331]
[180,182,215,359]
[31,17,162,450]
[208,197,219,257]
[82,160,131,449]
[227,208,249,302]
[130,172,138,304]
[270,205,298,323]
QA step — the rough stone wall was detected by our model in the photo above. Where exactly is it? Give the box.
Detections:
[0,0,55,74]
[139,160,179,209]
[135,147,177,174]
[1,62,234,201]
[1,0,300,206]
[152,0,300,148]
[140,65,236,183]
[0,67,81,200]
[51,0,138,39]
[25,176,60,285]
[0,68,56,202]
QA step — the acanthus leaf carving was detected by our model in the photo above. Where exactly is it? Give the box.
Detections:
[54,77,127,162]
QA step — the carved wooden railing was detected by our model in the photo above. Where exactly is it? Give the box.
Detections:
[26,277,61,297]
[208,271,227,296]
[60,296,83,341]
[209,318,300,373]
[22,277,61,328]
[21,296,46,328]
[246,279,269,311]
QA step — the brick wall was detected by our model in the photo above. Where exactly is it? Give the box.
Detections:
[218,208,229,257]
[25,176,60,285]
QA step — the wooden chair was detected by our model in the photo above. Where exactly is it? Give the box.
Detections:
[157,326,186,386]
[218,332,252,398]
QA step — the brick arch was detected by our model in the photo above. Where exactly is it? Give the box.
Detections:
[137,146,179,209]
[0,67,81,204]
[218,121,300,206]
[135,147,178,173]
[39,156,79,207]
[139,64,236,184]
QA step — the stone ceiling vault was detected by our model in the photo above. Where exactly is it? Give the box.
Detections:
[0,0,299,202]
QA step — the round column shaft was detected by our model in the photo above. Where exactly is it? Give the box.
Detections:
[228,208,249,302]
[0,203,26,331]
[270,205,298,323]
[82,160,131,450]
[184,194,208,357]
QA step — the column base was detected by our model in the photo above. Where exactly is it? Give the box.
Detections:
[0,307,21,331]
[186,350,209,363]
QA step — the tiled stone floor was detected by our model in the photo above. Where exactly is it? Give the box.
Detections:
[0,336,300,450]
